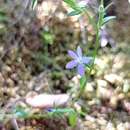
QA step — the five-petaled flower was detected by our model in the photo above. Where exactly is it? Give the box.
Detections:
[66,46,93,76]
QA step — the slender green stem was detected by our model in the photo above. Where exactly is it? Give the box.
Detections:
[78,27,100,98]
[77,0,104,98]
[101,0,104,5]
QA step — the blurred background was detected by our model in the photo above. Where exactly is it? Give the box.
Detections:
[0,0,130,129]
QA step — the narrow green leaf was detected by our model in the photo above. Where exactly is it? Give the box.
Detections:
[105,2,114,11]
[13,106,30,118]
[63,0,82,12]
[31,0,38,10]
[68,111,77,127]
[103,16,116,25]
[64,0,75,4]
[0,15,8,22]
[68,10,81,16]
[49,108,74,114]
[97,5,105,28]
[64,0,76,7]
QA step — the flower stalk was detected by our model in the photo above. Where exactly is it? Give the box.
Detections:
[77,0,104,98]
[64,0,115,99]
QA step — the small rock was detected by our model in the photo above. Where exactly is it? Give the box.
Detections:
[124,122,130,130]
[0,73,4,82]
[117,123,125,130]
[100,125,106,130]
[11,73,19,82]
[105,122,115,130]
[97,117,107,126]
[83,82,95,99]
[6,78,14,87]
[71,75,80,87]
[26,93,69,108]
[2,65,12,73]
[0,46,4,54]
[100,106,110,114]
[118,93,125,100]
[91,123,97,129]
[84,121,93,127]
[123,80,130,93]
[19,90,26,96]
[97,80,108,88]
[88,98,101,106]
[109,96,118,108]
[104,74,123,85]
[85,83,94,91]
[123,100,130,113]
[85,115,96,122]
[97,85,113,99]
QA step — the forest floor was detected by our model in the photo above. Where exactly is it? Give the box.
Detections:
[0,0,130,130]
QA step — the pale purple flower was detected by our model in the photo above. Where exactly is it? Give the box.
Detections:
[66,46,93,76]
